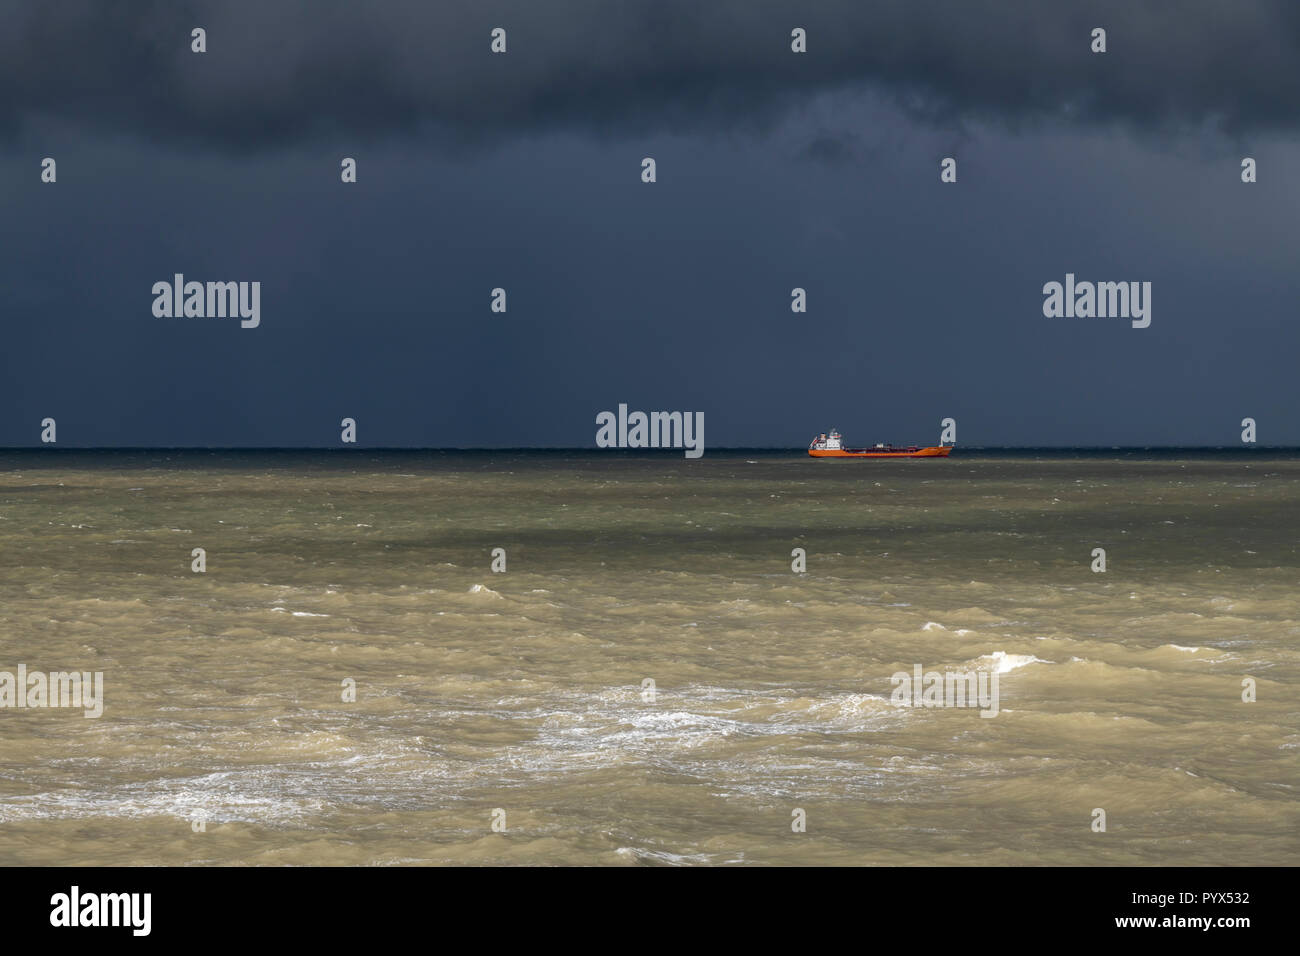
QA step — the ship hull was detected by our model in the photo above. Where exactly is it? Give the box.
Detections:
[809,446,951,458]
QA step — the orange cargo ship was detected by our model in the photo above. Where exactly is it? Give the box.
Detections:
[808,430,952,458]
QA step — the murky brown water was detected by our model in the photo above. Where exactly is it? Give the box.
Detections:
[0,451,1296,864]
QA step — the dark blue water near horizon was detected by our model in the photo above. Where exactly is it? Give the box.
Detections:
[1,446,1298,472]
[2,446,1297,455]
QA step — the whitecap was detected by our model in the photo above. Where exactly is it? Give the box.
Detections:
[981,651,1050,673]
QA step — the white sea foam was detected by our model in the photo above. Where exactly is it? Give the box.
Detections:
[980,651,1050,673]
[615,846,729,865]
[0,770,329,826]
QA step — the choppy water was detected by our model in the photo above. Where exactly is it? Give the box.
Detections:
[0,450,1296,865]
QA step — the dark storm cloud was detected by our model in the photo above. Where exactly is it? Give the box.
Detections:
[3,1,1299,150]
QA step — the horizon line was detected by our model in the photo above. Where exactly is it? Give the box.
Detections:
[1,445,1297,453]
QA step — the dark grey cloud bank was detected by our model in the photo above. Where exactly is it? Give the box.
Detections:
[2,3,1298,448]
[3,1,1299,150]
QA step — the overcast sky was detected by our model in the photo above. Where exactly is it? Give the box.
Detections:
[3,1,1298,447]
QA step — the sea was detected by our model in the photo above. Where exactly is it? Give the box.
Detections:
[0,449,1296,865]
